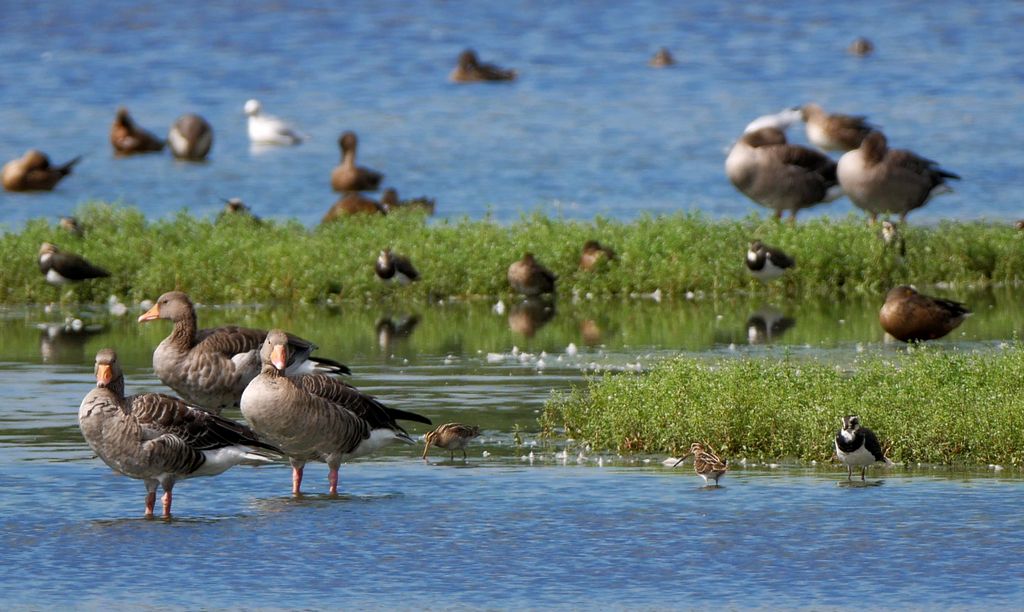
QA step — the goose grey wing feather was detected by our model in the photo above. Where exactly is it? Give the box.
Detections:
[128,392,280,453]
[195,326,317,367]
[294,374,431,429]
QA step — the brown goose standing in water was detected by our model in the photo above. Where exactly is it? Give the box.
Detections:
[837,131,960,224]
[331,131,383,192]
[79,349,283,517]
[110,107,165,155]
[2,149,81,192]
[449,49,517,82]
[168,113,213,161]
[878,285,970,342]
[38,242,110,285]
[137,291,349,413]
[240,330,432,495]
[725,127,842,221]
[423,423,481,460]
[508,253,557,296]
[800,103,875,153]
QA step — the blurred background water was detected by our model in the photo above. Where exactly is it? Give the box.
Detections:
[1,1,1022,227]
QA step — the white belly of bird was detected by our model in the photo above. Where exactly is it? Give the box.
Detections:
[45,268,69,285]
[837,444,877,468]
[348,428,403,459]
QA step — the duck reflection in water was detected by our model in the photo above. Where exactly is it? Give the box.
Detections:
[508,298,556,338]
[376,315,420,352]
[38,319,105,363]
[746,306,796,345]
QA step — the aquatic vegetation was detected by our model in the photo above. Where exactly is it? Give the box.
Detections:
[3,203,1024,304]
[541,346,1024,466]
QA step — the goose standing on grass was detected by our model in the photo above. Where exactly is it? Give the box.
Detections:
[241,330,432,495]
[508,253,557,296]
[243,99,303,146]
[331,131,382,192]
[726,127,842,221]
[79,349,283,517]
[450,49,517,82]
[38,242,110,285]
[746,240,795,283]
[423,423,481,460]
[879,285,970,342]
[375,248,420,284]
[835,415,892,481]
[672,442,728,486]
[110,107,165,155]
[800,103,875,152]
[137,291,350,413]
[168,113,213,161]
[837,131,960,224]
[2,149,81,191]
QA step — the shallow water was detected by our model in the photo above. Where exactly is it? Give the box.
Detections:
[1,1,1023,228]
[2,298,1024,608]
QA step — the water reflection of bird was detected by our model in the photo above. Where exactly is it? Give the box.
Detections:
[376,315,420,351]
[672,442,728,486]
[746,307,796,344]
[879,285,970,342]
[835,415,893,481]
[746,240,794,282]
[450,49,517,82]
[240,330,432,495]
[80,349,284,517]
[580,319,604,346]
[38,319,104,363]
[423,423,481,460]
[508,298,556,337]
[508,253,556,296]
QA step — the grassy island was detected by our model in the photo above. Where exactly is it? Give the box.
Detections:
[2,203,1023,305]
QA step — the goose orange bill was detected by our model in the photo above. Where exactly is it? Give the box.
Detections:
[270,344,287,371]
[96,363,112,385]
[137,303,160,322]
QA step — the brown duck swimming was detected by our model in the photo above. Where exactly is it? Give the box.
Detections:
[331,131,383,192]
[2,149,81,192]
[450,49,517,82]
[110,107,165,155]
[878,285,970,342]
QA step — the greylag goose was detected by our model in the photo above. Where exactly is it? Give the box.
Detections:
[422,423,481,460]
[38,242,110,285]
[375,248,419,284]
[726,126,842,221]
[110,107,165,155]
[79,348,283,517]
[2,149,81,191]
[508,253,557,296]
[449,49,517,82]
[138,291,350,413]
[837,131,960,223]
[331,131,382,192]
[879,285,970,342]
[168,113,213,161]
[579,240,616,271]
[244,99,303,146]
[800,103,875,152]
[240,330,432,495]
[746,240,795,282]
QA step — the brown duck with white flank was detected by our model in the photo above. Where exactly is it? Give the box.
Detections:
[508,253,557,296]
[240,330,431,495]
[879,285,970,342]
[110,107,165,155]
[2,150,81,192]
[138,291,350,413]
[579,240,616,271]
[837,131,959,224]
[800,103,875,152]
[423,423,481,460]
[79,349,283,517]
[450,49,517,82]
[38,242,110,285]
[672,442,728,486]
[726,127,842,221]
[331,131,383,192]
[168,113,213,161]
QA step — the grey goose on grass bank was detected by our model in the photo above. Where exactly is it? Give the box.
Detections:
[2,149,81,192]
[834,415,893,481]
[168,113,213,161]
[726,127,842,221]
[745,240,795,283]
[837,131,959,224]
[110,107,165,155]
[79,349,283,517]
[240,330,432,495]
[422,423,481,461]
[800,103,875,152]
[331,131,383,192]
[375,248,420,284]
[137,291,350,413]
[38,242,110,285]
[449,49,517,83]
[508,253,557,296]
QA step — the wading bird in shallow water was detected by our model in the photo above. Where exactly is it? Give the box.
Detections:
[137,291,350,414]
[745,240,794,283]
[38,242,110,285]
[834,415,893,481]
[79,349,283,517]
[240,330,431,495]
[673,442,728,486]
[878,285,970,342]
[423,423,482,460]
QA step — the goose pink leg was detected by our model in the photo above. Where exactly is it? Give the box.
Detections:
[292,465,304,496]
[145,491,157,517]
[328,468,339,495]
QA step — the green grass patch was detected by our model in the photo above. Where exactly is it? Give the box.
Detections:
[540,347,1024,466]
[3,202,1024,304]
